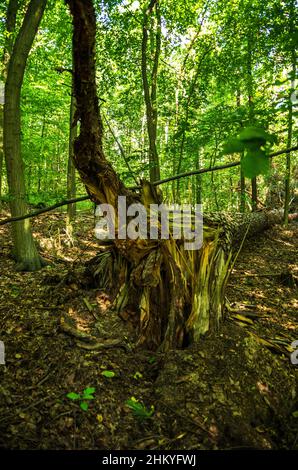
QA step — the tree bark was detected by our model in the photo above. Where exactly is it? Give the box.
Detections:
[66,0,132,209]
[0,0,18,202]
[4,0,47,271]
[247,29,258,211]
[236,89,246,213]
[283,0,296,225]
[66,73,77,235]
[141,0,161,183]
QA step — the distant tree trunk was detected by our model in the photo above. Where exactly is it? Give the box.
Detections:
[0,102,3,203]
[37,114,46,193]
[251,177,257,211]
[141,0,161,183]
[283,0,296,225]
[0,0,18,203]
[240,170,246,212]
[4,0,47,271]
[66,73,77,236]
[236,89,246,212]
[247,30,257,211]
[195,150,202,204]
[172,88,179,201]
[175,58,202,201]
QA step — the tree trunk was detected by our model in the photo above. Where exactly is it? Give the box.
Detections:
[66,73,77,236]
[251,177,257,211]
[37,114,46,193]
[236,89,246,213]
[141,0,161,183]
[247,29,258,211]
[3,0,47,271]
[195,150,202,204]
[0,0,18,203]
[240,169,246,212]
[283,0,296,226]
[65,0,289,352]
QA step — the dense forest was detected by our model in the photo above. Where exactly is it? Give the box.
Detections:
[0,0,297,456]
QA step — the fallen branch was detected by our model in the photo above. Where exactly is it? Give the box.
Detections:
[0,145,297,226]
[0,195,90,226]
[147,145,298,188]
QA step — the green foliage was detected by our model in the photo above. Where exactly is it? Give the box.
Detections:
[1,0,296,212]
[238,128,278,146]
[125,397,154,421]
[66,392,80,400]
[242,150,270,179]
[223,127,278,179]
[222,138,245,154]
[66,387,96,411]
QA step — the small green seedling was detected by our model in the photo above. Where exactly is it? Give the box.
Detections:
[133,371,143,380]
[125,397,154,421]
[66,387,95,411]
[101,370,116,378]
[148,356,156,364]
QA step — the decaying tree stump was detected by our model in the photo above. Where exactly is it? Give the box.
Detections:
[65,0,288,351]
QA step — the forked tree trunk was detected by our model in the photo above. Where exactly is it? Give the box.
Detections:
[65,0,288,351]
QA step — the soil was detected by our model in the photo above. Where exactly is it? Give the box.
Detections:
[0,205,297,450]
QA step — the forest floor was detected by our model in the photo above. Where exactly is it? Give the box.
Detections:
[0,205,297,450]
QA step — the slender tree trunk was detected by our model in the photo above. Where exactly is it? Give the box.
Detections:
[37,114,46,193]
[283,0,296,225]
[195,150,202,204]
[175,62,202,200]
[172,88,179,201]
[0,106,3,203]
[240,171,245,212]
[0,0,18,203]
[236,89,246,212]
[141,0,161,183]
[4,0,47,271]
[66,76,77,234]
[247,31,257,211]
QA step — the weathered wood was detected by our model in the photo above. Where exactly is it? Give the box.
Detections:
[65,0,295,351]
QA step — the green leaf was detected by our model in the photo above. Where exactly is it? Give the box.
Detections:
[238,127,268,143]
[148,356,156,364]
[241,150,270,179]
[101,370,115,378]
[274,79,287,86]
[66,392,80,401]
[80,402,89,411]
[292,411,298,418]
[222,137,245,154]
[82,394,95,400]
[83,387,95,395]
[125,398,154,420]
[238,127,277,147]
